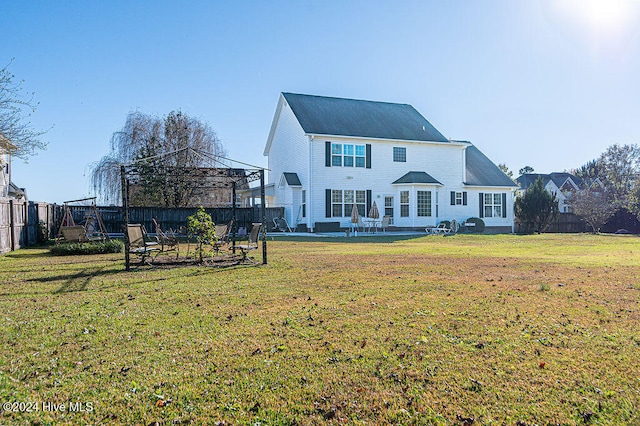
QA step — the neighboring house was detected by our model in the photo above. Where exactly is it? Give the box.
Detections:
[263,93,517,232]
[129,167,249,207]
[515,173,602,213]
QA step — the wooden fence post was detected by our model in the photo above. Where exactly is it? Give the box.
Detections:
[9,199,15,251]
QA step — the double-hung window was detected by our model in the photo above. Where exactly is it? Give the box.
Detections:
[400,191,410,217]
[417,191,432,217]
[330,143,366,168]
[331,189,366,217]
[332,144,343,166]
[450,191,467,206]
[482,193,505,218]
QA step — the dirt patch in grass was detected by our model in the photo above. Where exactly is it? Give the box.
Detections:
[0,234,639,425]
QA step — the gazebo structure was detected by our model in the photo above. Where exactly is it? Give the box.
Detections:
[119,147,267,270]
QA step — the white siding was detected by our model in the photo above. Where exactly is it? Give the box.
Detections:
[265,98,515,232]
[265,98,310,227]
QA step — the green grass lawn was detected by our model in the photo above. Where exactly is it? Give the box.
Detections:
[1,234,639,425]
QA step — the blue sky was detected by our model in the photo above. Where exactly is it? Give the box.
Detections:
[3,0,640,203]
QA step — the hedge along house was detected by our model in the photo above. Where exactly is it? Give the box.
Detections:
[263,93,517,233]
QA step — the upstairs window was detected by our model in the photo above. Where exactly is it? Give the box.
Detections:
[330,143,366,168]
[332,144,343,166]
[393,147,406,162]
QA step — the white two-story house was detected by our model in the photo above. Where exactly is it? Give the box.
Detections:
[263,93,517,233]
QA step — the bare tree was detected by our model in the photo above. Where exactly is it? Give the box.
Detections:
[0,61,48,159]
[597,143,640,208]
[567,187,616,233]
[90,110,227,206]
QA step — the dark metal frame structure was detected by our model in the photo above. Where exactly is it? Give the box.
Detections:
[119,148,267,270]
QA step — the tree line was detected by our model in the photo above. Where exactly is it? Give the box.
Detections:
[513,144,640,233]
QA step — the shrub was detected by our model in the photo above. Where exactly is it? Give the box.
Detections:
[187,206,217,262]
[465,217,485,233]
[50,240,123,256]
[37,220,49,244]
[515,177,559,234]
[438,220,451,229]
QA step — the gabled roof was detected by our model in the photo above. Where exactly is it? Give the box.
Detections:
[516,173,582,191]
[392,171,442,185]
[465,145,518,187]
[281,93,449,143]
[282,172,301,187]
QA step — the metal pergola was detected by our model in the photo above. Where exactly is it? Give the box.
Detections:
[119,147,267,270]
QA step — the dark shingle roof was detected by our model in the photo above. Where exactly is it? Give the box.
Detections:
[282,172,301,186]
[392,171,442,185]
[516,173,582,190]
[465,145,518,187]
[282,93,449,142]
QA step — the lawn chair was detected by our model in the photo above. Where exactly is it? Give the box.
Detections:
[273,217,292,232]
[213,221,232,252]
[431,222,452,235]
[233,223,262,261]
[127,224,160,262]
[431,219,459,235]
[152,218,179,255]
[60,225,89,243]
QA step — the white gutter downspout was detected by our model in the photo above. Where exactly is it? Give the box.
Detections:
[308,135,314,232]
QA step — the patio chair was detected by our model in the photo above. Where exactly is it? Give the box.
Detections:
[431,219,459,235]
[380,215,390,233]
[152,218,179,254]
[213,221,232,252]
[357,216,369,233]
[431,222,452,235]
[233,222,262,261]
[273,217,292,232]
[127,224,160,262]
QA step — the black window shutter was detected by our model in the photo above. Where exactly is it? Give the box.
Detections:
[450,191,455,205]
[463,192,468,206]
[479,193,484,218]
[502,193,507,218]
[366,190,372,217]
[325,142,331,167]
[325,189,332,217]
[366,144,372,169]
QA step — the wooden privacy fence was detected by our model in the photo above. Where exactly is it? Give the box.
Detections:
[515,213,590,234]
[0,201,284,253]
[0,199,57,253]
[58,205,285,237]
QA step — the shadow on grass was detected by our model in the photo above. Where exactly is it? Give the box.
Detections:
[25,266,122,294]
[5,250,53,260]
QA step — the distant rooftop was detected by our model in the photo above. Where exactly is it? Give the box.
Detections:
[516,173,583,190]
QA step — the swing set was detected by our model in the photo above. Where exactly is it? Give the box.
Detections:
[57,197,109,243]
